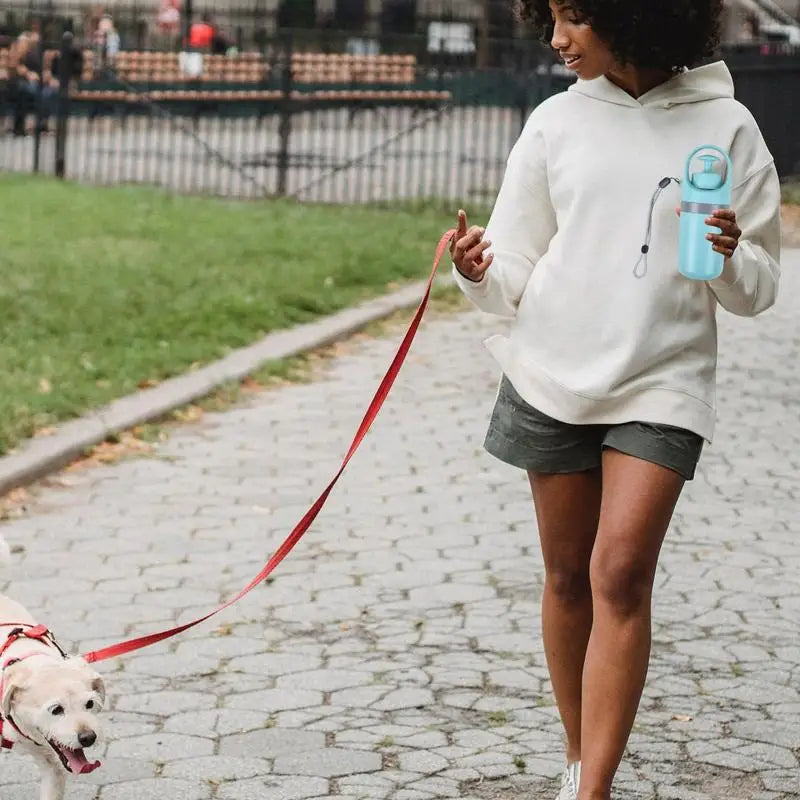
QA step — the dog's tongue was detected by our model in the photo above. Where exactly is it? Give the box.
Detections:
[64,748,101,775]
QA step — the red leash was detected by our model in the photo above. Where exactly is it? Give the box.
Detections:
[84,229,457,664]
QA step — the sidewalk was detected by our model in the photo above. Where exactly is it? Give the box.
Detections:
[1,251,798,800]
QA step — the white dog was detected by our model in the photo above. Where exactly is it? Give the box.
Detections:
[0,592,106,800]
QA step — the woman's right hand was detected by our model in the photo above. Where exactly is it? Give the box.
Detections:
[450,209,493,283]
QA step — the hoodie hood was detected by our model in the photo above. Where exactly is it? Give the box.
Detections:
[567,61,735,109]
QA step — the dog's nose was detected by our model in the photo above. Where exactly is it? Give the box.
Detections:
[78,731,97,748]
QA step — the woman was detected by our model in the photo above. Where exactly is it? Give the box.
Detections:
[450,2,781,800]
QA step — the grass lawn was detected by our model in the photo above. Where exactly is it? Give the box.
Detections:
[781,181,800,248]
[782,180,800,206]
[0,174,457,456]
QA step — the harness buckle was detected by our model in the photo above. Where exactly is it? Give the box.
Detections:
[25,625,50,640]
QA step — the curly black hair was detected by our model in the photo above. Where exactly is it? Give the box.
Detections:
[515,0,723,73]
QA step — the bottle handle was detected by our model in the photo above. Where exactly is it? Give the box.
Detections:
[684,144,733,189]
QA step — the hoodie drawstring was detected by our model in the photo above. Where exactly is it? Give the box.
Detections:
[633,176,681,279]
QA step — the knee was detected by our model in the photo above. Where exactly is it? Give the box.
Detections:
[546,564,592,605]
[590,552,654,617]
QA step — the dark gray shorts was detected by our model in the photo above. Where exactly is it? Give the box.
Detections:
[485,376,704,481]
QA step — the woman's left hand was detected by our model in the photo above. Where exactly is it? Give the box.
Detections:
[705,208,742,259]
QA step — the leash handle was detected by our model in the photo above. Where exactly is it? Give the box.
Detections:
[84,229,457,664]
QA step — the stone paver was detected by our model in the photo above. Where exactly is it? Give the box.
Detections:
[1,251,799,800]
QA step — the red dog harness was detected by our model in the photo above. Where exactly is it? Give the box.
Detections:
[0,624,67,750]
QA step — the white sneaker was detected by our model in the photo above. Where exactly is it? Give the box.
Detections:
[556,761,581,800]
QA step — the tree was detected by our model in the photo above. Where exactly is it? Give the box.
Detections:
[335,0,367,31]
[381,0,416,35]
[277,0,316,28]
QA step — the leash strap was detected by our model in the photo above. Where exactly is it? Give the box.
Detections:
[84,229,457,664]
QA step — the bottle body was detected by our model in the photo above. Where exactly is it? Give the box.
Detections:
[677,146,733,282]
[678,204,727,280]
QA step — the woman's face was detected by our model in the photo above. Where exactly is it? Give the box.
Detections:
[548,0,617,80]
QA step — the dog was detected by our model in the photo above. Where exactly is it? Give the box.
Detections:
[0,592,106,800]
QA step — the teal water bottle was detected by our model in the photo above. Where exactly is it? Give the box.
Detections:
[678,145,732,281]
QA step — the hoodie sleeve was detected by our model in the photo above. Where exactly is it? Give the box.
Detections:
[452,119,557,318]
[707,160,781,317]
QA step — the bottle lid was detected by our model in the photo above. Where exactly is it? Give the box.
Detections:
[690,154,724,190]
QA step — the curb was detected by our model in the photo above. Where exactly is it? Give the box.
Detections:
[0,276,452,498]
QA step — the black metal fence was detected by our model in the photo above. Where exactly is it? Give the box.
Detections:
[724,46,800,183]
[1,31,798,206]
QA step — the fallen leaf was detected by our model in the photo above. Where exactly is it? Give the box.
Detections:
[38,378,52,394]
[34,426,57,437]
[671,714,693,723]
[42,476,78,488]
[0,487,31,520]
[241,376,262,391]
[173,405,204,423]
[138,378,159,389]
[66,431,155,470]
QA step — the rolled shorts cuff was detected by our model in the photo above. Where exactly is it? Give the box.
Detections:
[484,376,704,481]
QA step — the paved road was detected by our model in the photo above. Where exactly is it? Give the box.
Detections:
[1,252,799,800]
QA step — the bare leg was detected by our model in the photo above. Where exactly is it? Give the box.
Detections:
[529,468,602,764]
[577,449,685,800]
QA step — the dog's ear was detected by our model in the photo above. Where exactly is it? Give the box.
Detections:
[90,673,106,706]
[67,657,107,707]
[1,663,30,718]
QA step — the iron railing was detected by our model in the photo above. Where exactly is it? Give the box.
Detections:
[1,32,798,204]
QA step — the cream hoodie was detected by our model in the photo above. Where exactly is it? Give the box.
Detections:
[454,62,781,442]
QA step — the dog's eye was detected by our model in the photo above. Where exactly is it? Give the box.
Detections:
[85,700,94,710]
[50,705,65,716]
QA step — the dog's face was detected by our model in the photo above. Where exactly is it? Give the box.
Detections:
[1,656,105,774]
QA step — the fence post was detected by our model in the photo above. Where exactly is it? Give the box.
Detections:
[515,41,531,133]
[436,38,446,93]
[136,19,147,51]
[32,34,45,173]
[183,0,194,47]
[276,31,294,196]
[54,31,73,179]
